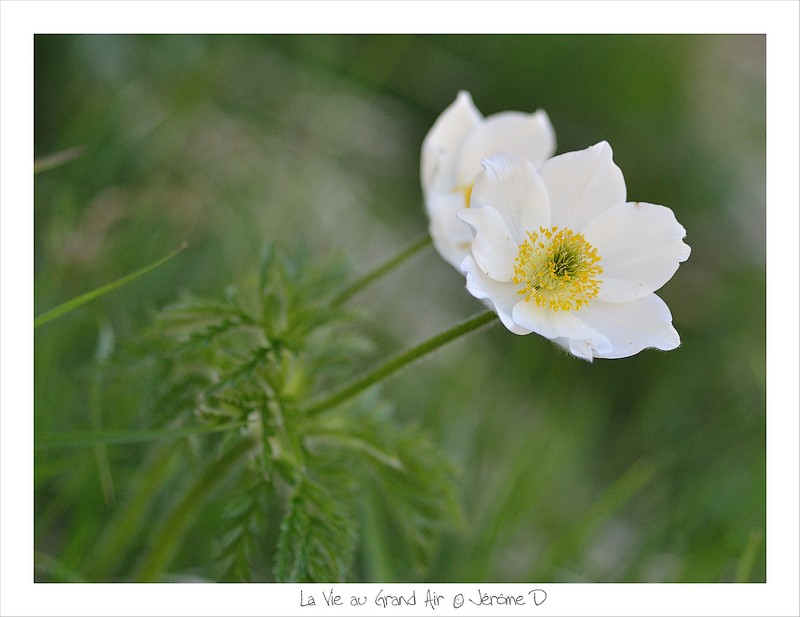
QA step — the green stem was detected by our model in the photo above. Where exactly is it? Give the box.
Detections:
[303,310,497,416]
[135,437,257,582]
[333,235,432,306]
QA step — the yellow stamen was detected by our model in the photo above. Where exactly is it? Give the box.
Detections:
[512,226,603,311]
[458,183,474,208]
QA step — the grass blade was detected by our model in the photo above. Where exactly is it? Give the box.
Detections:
[34,420,247,450]
[529,458,657,579]
[34,146,86,174]
[735,527,763,582]
[135,437,257,582]
[34,242,188,329]
[86,442,183,580]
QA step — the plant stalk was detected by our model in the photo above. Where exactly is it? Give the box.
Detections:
[303,310,497,416]
[333,235,431,306]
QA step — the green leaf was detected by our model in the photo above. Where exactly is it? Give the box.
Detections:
[215,474,272,582]
[274,476,357,582]
[258,241,277,295]
[154,294,254,328]
[34,242,188,328]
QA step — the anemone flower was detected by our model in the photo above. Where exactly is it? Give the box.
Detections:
[459,142,691,361]
[421,91,556,269]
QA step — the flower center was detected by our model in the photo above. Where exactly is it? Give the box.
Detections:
[512,226,603,311]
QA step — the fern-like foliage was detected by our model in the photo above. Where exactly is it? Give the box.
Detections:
[102,243,461,582]
[304,391,464,575]
[215,471,272,582]
[274,475,358,582]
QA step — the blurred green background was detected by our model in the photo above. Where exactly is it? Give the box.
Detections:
[34,34,765,582]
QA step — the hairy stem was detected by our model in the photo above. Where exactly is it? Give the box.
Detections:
[333,235,432,306]
[303,310,497,416]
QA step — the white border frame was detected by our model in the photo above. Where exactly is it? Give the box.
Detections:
[3,2,797,616]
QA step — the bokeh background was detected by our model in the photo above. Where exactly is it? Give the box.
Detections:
[34,34,765,582]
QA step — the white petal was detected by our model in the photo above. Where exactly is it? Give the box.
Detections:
[458,206,518,282]
[583,201,691,303]
[551,338,595,362]
[512,301,612,359]
[573,294,682,359]
[455,110,557,186]
[420,91,482,196]
[427,192,474,269]
[462,255,531,335]
[538,141,626,230]
[471,152,551,240]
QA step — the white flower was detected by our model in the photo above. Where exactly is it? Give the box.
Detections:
[458,142,691,361]
[421,91,556,269]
